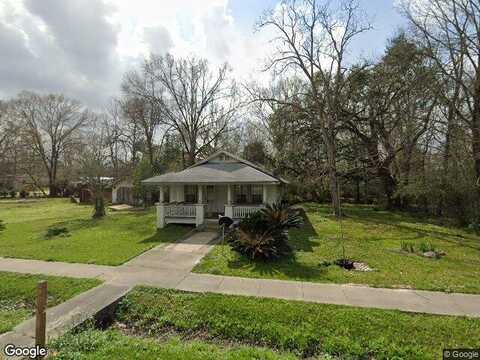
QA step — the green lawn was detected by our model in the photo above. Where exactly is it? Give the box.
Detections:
[76,287,478,360]
[194,203,480,294]
[0,272,101,334]
[0,199,192,265]
[50,329,298,360]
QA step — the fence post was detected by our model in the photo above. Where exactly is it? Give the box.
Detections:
[35,280,47,353]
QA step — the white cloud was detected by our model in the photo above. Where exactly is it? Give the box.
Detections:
[0,0,274,108]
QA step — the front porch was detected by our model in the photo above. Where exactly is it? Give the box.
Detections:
[143,150,287,229]
[156,184,271,228]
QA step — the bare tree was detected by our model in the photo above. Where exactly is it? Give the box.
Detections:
[0,101,8,150]
[14,92,87,196]
[123,54,240,167]
[102,101,132,179]
[119,96,162,168]
[401,0,480,187]
[258,0,371,216]
[108,99,143,168]
[78,115,111,218]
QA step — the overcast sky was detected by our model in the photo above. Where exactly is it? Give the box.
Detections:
[0,0,406,109]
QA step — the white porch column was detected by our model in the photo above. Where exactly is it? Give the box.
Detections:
[195,204,205,227]
[225,205,233,218]
[263,184,268,205]
[195,185,205,227]
[225,184,233,218]
[198,185,203,204]
[227,185,232,205]
[156,203,165,229]
[112,188,118,204]
[159,185,164,204]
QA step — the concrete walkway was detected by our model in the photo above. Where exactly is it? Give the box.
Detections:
[0,257,115,280]
[176,274,480,317]
[1,228,480,357]
[0,230,218,357]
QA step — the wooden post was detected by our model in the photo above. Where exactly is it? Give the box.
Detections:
[35,281,47,352]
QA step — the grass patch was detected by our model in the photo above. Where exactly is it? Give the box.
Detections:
[0,272,101,334]
[113,287,480,360]
[0,199,192,265]
[50,328,297,360]
[194,203,480,293]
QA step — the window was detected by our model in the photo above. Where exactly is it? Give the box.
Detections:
[163,186,170,203]
[234,185,248,204]
[184,185,197,203]
[251,185,263,204]
[234,185,263,204]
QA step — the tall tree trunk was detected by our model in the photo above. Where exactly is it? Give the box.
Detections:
[470,70,480,223]
[48,173,57,197]
[186,151,196,167]
[440,95,457,216]
[400,150,412,209]
[93,188,105,218]
[323,128,341,217]
[378,165,397,209]
[366,139,396,209]
[473,74,480,189]
[355,176,361,204]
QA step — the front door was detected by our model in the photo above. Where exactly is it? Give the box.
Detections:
[206,185,227,218]
[206,186,216,217]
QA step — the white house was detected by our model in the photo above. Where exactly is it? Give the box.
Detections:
[112,179,135,205]
[142,151,287,228]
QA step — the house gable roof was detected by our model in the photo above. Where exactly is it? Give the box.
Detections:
[142,150,288,185]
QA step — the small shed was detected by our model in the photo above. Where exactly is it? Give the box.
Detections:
[74,178,114,204]
[112,179,135,205]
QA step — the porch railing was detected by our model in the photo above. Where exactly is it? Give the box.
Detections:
[165,204,196,218]
[232,205,264,218]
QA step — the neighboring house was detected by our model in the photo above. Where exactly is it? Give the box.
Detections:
[74,177,114,204]
[112,179,136,205]
[143,150,288,228]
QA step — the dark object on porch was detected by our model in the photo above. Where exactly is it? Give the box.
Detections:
[218,216,234,228]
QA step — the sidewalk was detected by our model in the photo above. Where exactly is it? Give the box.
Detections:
[175,273,480,318]
[1,228,479,357]
[0,257,115,280]
[1,230,479,318]
[0,231,218,357]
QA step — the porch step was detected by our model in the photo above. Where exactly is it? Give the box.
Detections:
[202,219,220,230]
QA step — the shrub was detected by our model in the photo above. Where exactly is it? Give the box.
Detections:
[19,189,28,198]
[0,220,5,232]
[261,202,304,230]
[468,221,480,233]
[45,227,69,239]
[228,202,303,261]
[400,241,415,253]
[419,241,435,253]
[318,260,332,268]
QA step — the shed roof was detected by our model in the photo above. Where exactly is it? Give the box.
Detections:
[142,151,287,185]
